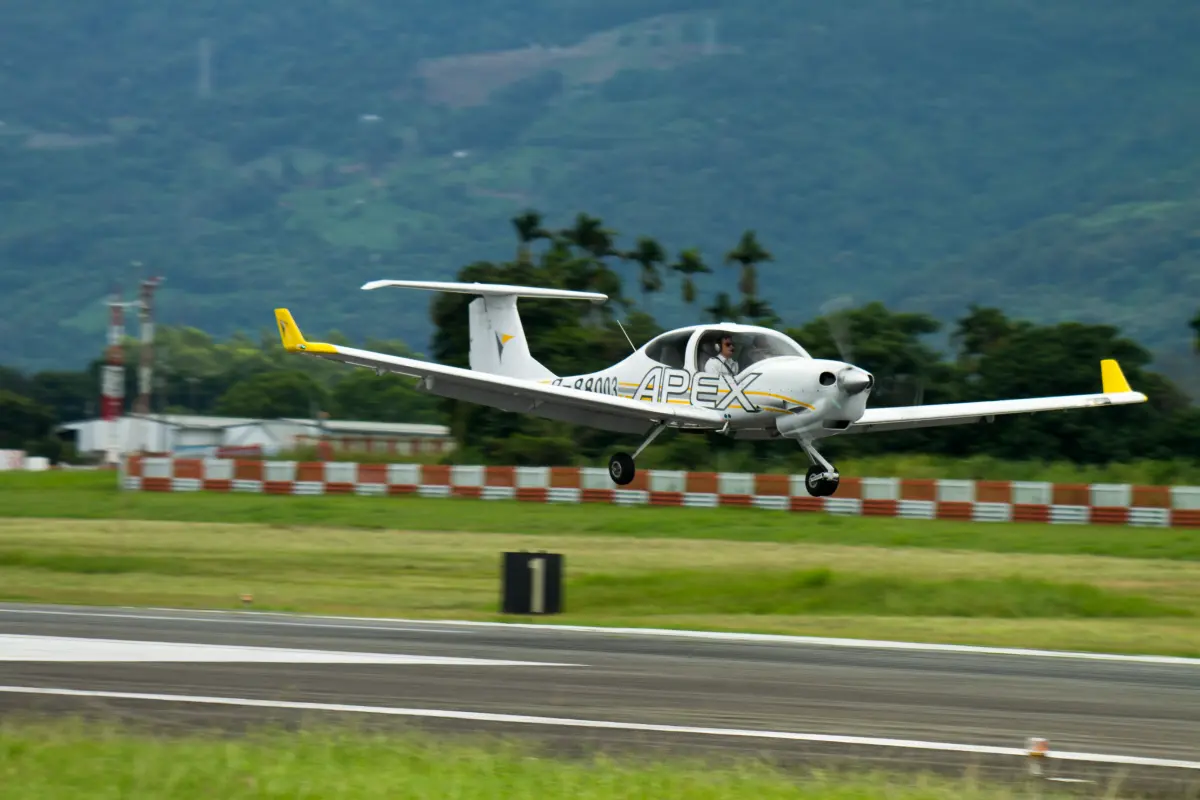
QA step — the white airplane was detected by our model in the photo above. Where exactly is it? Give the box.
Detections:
[274,280,1147,497]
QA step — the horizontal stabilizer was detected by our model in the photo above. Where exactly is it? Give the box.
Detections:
[361,280,607,304]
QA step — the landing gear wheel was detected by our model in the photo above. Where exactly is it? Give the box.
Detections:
[805,464,839,497]
[608,452,635,486]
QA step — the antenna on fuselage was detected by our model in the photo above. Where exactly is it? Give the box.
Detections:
[615,319,637,353]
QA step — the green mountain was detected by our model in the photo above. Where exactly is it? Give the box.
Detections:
[3,1,1199,372]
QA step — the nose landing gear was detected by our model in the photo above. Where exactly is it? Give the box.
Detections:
[799,440,840,497]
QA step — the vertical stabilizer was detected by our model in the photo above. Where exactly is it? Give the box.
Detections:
[468,295,555,380]
[359,279,607,381]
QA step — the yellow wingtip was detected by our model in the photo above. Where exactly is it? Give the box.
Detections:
[1100,359,1132,394]
[275,308,303,350]
[274,308,336,354]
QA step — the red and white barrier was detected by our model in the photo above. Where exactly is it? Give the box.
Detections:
[118,456,1200,528]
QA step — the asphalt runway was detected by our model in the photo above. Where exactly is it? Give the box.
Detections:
[2,603,1199,794]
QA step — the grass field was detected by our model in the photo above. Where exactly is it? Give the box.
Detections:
[0,717,1084,800]
[2,471,1199,656]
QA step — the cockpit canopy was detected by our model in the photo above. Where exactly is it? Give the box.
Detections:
[642,325,810,374]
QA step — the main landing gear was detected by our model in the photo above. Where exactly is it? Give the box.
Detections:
[608,422,668,486]
[800,440,840,497]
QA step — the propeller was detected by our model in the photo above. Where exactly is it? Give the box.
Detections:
[817,293,923,406]
[819,295,856,363]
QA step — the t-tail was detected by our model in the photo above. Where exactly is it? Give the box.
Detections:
[360,280,607,382]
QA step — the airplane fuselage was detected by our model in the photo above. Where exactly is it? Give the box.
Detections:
[549,352,874,440]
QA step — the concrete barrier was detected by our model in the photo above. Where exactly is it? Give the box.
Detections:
[116,456,1200,528]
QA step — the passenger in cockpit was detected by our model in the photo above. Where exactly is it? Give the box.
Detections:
[742,335,771,367]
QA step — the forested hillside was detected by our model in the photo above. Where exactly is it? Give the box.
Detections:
[3,1,1199,373]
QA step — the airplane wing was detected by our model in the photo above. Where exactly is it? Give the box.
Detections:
[844,359,1148,434]
[274,309,724,434]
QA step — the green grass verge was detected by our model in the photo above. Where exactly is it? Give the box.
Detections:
[576,569,1189,619]
[0,718,1083,800]
[3,518,1199,656]
[2,471,1197,562]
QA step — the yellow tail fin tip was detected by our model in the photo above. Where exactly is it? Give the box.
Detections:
[1101,359,1132,394]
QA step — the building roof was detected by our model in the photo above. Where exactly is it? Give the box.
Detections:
[58,413,452,437]
[284,418,450,437]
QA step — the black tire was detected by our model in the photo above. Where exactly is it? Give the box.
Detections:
[805,464,839,497]
[609,452,636,485]
[804,465,825,497]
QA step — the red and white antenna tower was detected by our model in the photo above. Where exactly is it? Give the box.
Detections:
[133,276,163,453]
[101,287,128,465]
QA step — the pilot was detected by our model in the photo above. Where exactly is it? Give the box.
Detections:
[703,334,739,377]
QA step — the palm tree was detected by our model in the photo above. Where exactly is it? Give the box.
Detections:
[739,295,780,326]
[625,236,666,304]
[724,230,773,300]
[511,209,549,262]
[669,247,711,306]
[560,212,618,260]
[705,291,739,323]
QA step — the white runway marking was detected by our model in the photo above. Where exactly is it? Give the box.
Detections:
[0,635,579,666]
[3,605,1197,666]
[0,684,1198,771]
[0,607,470,635]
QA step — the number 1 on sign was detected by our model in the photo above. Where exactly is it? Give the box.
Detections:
[529,557,545,613]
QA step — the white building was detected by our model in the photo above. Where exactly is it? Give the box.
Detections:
[57,414,455,460]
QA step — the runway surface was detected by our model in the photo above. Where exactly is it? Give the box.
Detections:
[2,603,1199,792]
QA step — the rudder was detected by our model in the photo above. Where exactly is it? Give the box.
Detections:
[468,295,555,380]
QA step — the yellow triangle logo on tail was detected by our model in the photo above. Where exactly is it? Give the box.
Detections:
[495,332,514,359]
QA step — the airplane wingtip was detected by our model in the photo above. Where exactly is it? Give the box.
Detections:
[273,308,337,354]
[1100,359,1133,395]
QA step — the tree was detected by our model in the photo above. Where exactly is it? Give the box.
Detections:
[625,235,666,303]
[1191,309,1200,353]
[739,295,780,327]
[669,247,711,305]
[951,305,1019,369]
[547,213,628,310]
[705,291,739,323]
[27,370,95,423]
[215,371,329,419]
[511,208,550,263]
[559,212,617,260]
[724,230,772,300]
[0,390,55,450]
[331,370,442,423]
